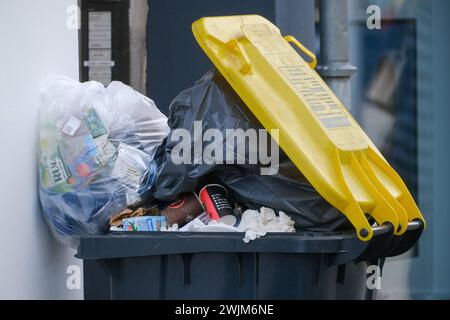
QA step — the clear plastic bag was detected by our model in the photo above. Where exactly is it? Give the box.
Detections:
[38,76,170,247]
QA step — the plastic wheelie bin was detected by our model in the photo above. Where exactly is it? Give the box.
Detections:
[76,14,426,300]
[77,221,423,300]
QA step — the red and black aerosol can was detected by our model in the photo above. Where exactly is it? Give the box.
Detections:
[199,184,239,226]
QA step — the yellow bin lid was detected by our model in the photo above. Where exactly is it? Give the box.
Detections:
[192,15,425,241]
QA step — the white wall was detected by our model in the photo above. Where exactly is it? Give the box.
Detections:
[0,0,82,299]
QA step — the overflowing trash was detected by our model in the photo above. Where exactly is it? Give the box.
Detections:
[38,76,170,247]
[153,70,348,232]
[37,72,352,248]
[109,183,295,243]
[38,73,348,248]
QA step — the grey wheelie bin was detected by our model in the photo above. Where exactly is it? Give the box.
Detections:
[76,220,423,300]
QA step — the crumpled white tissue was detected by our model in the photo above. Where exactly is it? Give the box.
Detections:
[238,207,295,243]
[161,207,295,243]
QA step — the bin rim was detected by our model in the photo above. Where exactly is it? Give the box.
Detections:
[76,221,422,266]
[76,229,367,262]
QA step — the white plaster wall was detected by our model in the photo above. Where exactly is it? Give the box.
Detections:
[0,0,83,299]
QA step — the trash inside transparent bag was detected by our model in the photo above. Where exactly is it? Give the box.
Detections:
[38,76,170,247]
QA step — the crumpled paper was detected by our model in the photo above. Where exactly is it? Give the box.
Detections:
[163,206,295,243]
[238,207,295,243]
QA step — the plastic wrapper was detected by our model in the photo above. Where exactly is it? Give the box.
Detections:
[38,76,170,247]
[153,70,350,232]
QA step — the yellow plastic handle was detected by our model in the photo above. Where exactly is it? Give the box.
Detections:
[227,38,253,75]
[206,35,252,75]
[284,35,317,69]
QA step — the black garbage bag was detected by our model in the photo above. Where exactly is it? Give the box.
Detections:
[153,70,349,231]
